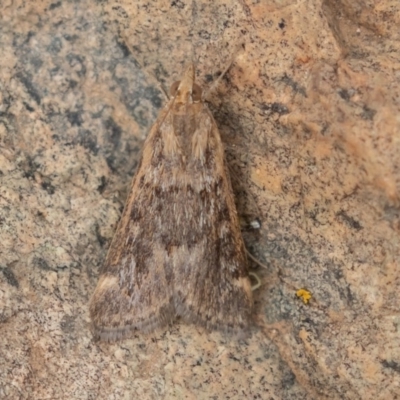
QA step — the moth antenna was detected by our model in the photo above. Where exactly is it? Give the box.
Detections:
[203,43,245,101]
[119,31,169,100]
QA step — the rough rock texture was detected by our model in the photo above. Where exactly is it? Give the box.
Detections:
[1,0,399,399]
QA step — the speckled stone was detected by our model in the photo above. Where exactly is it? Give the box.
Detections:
[1,0,400,399]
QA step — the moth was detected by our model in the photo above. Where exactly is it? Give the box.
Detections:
[89,64,253,340]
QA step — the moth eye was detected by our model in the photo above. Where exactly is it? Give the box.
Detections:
[192,84,202,102]
[170,81,180,96]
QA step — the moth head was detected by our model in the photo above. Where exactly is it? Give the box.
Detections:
[170,80,202,103]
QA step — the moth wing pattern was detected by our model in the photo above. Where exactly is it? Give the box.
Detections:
[89,64,253,340]
[172,109,253,331]
[89,105,176,340]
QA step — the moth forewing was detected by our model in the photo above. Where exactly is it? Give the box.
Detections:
[89,63,253,341]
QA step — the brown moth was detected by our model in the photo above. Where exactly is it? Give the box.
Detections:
[89,64,253,341]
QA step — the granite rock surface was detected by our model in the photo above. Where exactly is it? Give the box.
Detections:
[1,0,400,399]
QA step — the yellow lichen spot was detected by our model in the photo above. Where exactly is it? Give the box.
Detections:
[296,288,312,304]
